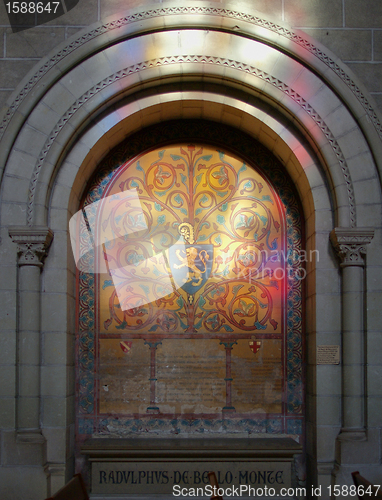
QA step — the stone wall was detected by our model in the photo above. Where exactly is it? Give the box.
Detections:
[0,1,382,499]
[1,0,382,112]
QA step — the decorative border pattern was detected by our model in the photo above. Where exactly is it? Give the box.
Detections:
[27,54,356,226]
[1,5,381,147]
[97,417,285,436]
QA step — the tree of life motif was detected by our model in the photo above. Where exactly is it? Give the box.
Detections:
[76,141,303,439]
[97,145,284,337]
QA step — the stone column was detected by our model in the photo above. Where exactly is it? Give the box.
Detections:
[144,340,162,414]
[220,340,237,413]
[330,228,374,439]
[9,226,53,442]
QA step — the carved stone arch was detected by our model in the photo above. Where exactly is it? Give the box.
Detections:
[1,3,381,230]
[1,1,381,496]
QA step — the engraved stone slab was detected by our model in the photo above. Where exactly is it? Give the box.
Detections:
[317,345,340,365]
[91,461,291,495]
[83,437,301,496]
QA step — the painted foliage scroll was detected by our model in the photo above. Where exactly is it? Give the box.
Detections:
[76,143,303,437]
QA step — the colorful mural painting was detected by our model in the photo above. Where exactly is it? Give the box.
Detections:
[76,132,303,446]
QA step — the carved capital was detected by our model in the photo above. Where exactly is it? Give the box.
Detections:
[220,340,238,349]
[330,228,374,267]
[9,226,53,267]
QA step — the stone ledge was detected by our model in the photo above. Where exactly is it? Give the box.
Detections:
[82,437,302,461]
[16,430,46,444]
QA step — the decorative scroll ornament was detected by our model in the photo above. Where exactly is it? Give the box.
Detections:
[178,222,195,244]
[93,145,284,335]
[8,226,53,267]
[330,228,374,267]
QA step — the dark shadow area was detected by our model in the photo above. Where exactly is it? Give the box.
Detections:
[3,0,79,32]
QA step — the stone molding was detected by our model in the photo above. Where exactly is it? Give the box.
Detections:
[44,463,67,497]
[44,463,66,476]
[8,226,53,267]
[81,437,302,460]
[330,228,374,266]
[16,430,46,444]
[317,461,335,475]
[26,54,356,227]
[337,429,367,441]
[0,4,381,145]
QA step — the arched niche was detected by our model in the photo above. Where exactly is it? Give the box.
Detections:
[74,127,305,492]
[1,1,380,495]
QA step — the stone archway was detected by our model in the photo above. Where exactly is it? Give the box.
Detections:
[1,2,381,497]
[73,127,305,494]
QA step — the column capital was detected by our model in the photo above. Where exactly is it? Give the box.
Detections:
[219,340,238,349]
[330,227,374,267]
[144,340,162,349]
[9,226,53,267]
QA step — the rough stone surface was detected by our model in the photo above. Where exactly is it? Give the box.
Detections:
[346,62,382,93]
[0,60,37,88]
[0,1,10,25]
[44,0,98,26]
[101,0,163,19]
[2,431,44,466]
[5,27,66,58]
[375,31,382,61]
[344,0,382,28]
[371,94,382,114]
[0,90,12,109]
[303,29,372,61]
[285,0,343,28]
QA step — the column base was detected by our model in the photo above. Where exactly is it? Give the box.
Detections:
[332,428,378,487]
[44,463,66,497]
[337,428,366,441]
[222,406,236,413]
[16,430,46,444]
[146,406,160,414]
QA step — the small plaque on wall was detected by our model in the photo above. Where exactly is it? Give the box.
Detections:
[317,345,340,365]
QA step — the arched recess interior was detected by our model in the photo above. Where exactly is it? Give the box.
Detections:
[74,124,305,444]
[1,1,381,492]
